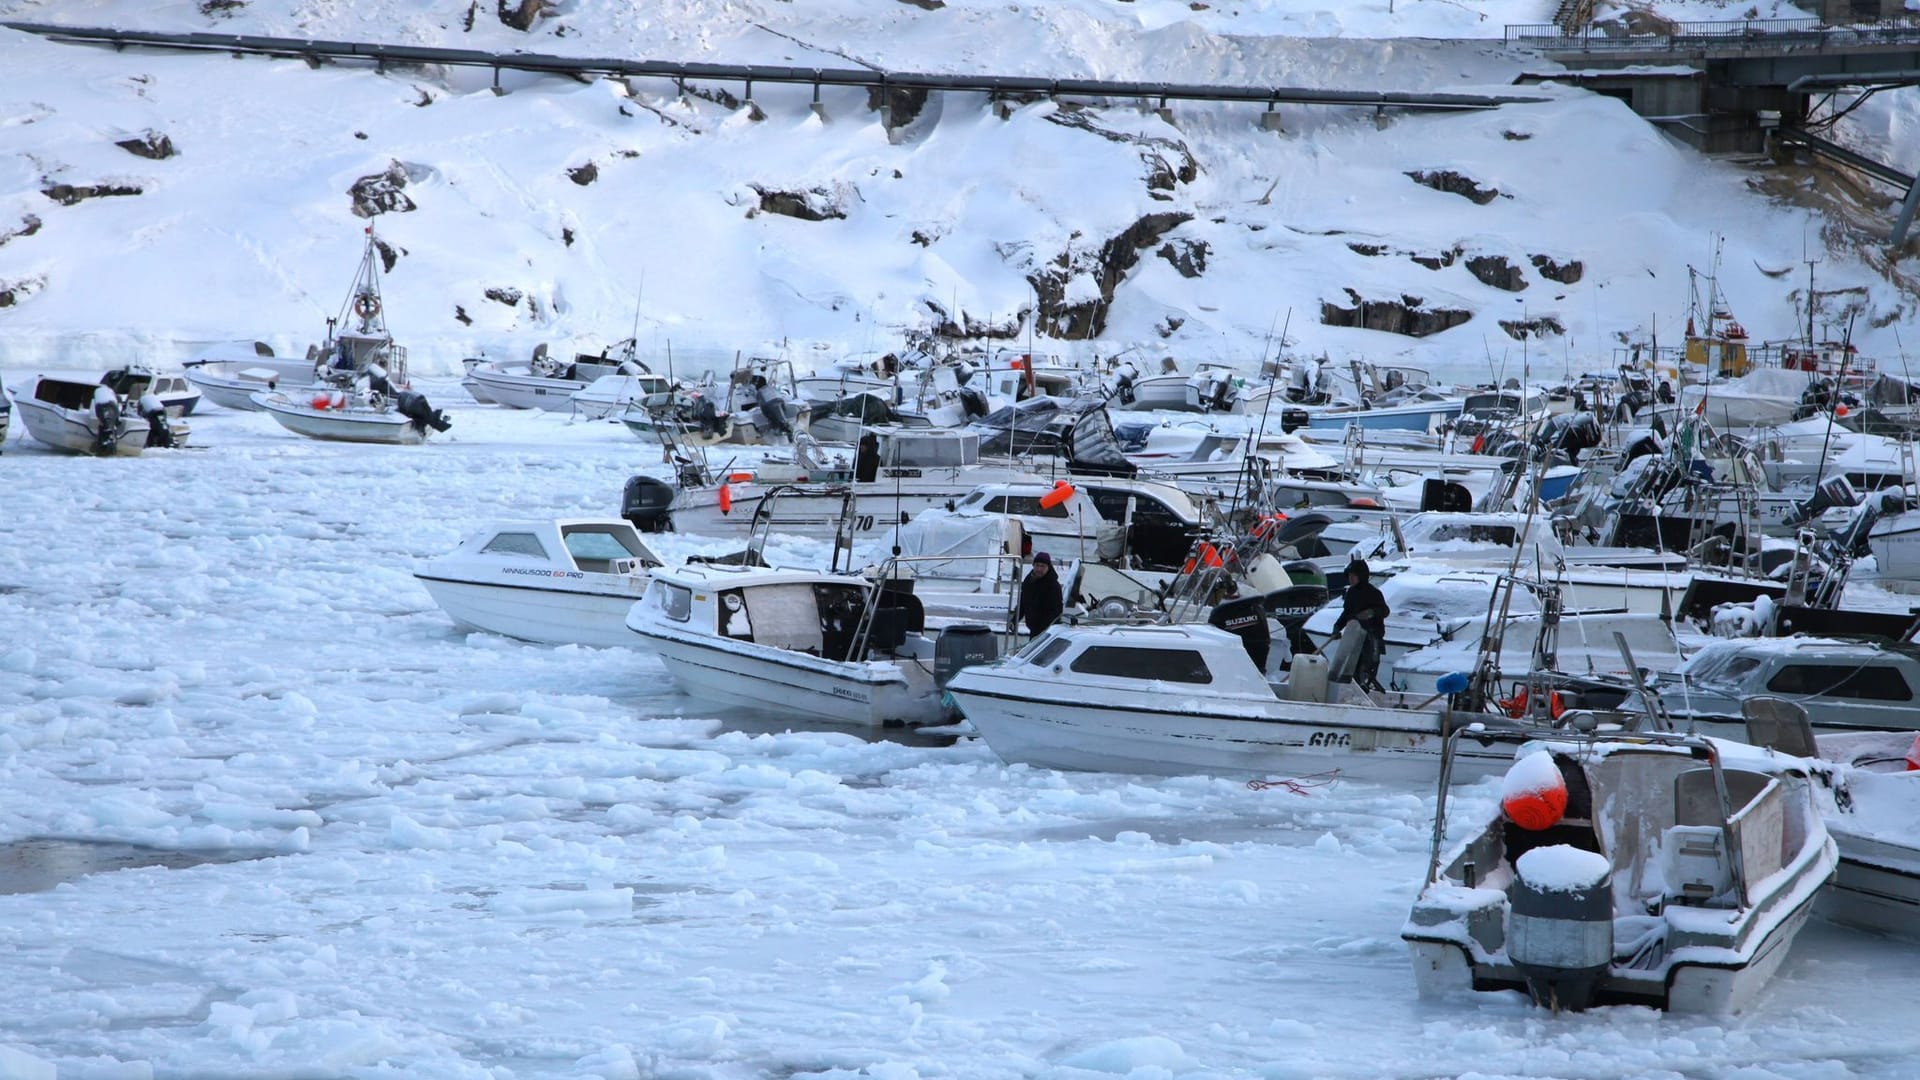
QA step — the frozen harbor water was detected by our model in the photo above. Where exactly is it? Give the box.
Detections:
[2,389,1918,1079]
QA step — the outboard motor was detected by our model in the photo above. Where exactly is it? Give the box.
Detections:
[1420,478,1474,513]
[137,391,176,449]
[690,395,725,437]
[1507,844,1613,1011]
[1208,595,1271,672]
[1278,407,1310,432]
[621,475,676,533]
[935,624,998,688]
[854,432,882,483]
[394,390,453,434]
[90,385,122,455]
[957,385,989,420]
[1262,564,1330,661]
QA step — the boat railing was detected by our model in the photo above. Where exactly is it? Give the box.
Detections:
[852,553,1026,660]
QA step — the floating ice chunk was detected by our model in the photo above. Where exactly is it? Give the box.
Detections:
[1062,1035,1187,1073]
[0,1044,56,1080]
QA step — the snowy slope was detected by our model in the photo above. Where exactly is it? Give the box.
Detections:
[0,0,1913,383]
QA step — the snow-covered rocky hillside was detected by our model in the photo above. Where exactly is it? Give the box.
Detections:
[0,0,1914,383]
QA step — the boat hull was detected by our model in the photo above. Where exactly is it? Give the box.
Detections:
[1305,401,1463,434]
[669,471,1046,539]
[13,395,149,456]
[462,368,589,411]
[414,574,650,647]
[253,392,427,444]
[947,683,1509,783]
[631,623,938,726]
[185,359,317,412]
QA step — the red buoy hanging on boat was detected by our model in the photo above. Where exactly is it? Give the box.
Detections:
[1500,751,1568,832]
[1037,481,1075,510]
[718,483,733,515]
[1905,733,1920,772]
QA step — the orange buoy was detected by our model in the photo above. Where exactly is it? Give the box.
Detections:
[311,394,332,410]
[1037,481,1074,510]
[1500,751,1568,832]
[718,483,733,515]
[728,472,754,483]
[1905,733,1920,772]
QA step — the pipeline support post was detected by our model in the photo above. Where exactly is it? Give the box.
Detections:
[743,78,764,121]
[1260,100,1284,133]
[1153,94,1175,126]
[810,81,827,121]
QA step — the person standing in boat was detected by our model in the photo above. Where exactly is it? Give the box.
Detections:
[1333,559,1389,692]
[1019,552,1063,637]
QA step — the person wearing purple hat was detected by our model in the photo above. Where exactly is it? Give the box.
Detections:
[1018,551,1063,637]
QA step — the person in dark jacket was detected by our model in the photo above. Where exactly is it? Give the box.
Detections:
[1332,560,1390,691]
[1018,551,1064,637]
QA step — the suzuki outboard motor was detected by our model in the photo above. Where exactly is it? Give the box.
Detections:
[1208,595,1271,672]
[622,475,676,533]
[395,390,453,434]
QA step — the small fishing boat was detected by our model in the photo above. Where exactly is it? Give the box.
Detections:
[414,519,664,647]
[945,621,1519,783]
[255,225,451,445]
[1404,728,1837,1013]
[625,562,1007,726]
[14,370,188,456]
[1642,636,1920,741]
[462,342,644,411]
[184,341,315,412]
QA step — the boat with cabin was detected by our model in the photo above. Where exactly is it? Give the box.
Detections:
[413,520,664,647]
[1404,728,1836,1013]
[14,369,188,455]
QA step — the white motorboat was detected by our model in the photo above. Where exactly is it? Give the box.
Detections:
[625,563,1009,726]
[256,225,450,445]
[1740,705,1920,942]
[569,372,679,421]
[13,372,188,456]
[0,375,10,448]
[1642,636,1920,741]
[1387,611,1703,705]
[945,621,1520,783]
[184,341,316,412]
[414,520,664,647]
[462,342,642,411]
[1404,729,1837,1013]
[645,429,1048,540]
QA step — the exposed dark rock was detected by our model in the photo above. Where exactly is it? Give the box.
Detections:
[0,275,46,308]
[868,86,932,129]
[1410,248,1461,270]
[562,227,575,247]
[414,88,434,107]
[41,184,142,206]
[1406,169,1504,205]
[199,0,246,15]
[461,2,477,32]
[373,237,399,274]
[496,0,551,32]
[353,131,369,140]
[752,185,849,221]
[1158,315,1186,338]
[921,301,1020,339]
[1045,111,1198,200]
[115,131,175,159]
[1499,316,1566,339]
[0,214,42,248]
[1530,254,1584,284]
[1347,242,1389,257]
[1027,212,1191,339]
[1502,130,1532,141]
[568,162,598,186]
[683,83,742,110]
[1157,238,1209,279]
[1466,254,1527,292]
[455,305,473,326]
[485,286,524,307]
[1320,289,1471,338]
[348,162,416,217]
[896,0,945,8]
[911,229,937,247]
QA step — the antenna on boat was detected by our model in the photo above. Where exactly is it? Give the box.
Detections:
[1251,308,1291,470]
[629,272,645,360]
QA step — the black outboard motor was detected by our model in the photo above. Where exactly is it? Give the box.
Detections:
[91,389,122,455]
[1209,595,1271,672]
[621,475,676,533]
[394,390,453,434]
[137,392,175,449]
[1420,479,1474,513]
[1507,844,1614,1012]
[690,395,724,437]
[957,385,989,420]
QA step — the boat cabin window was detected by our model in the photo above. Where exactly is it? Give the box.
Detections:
[984,494,1070,519]
[1423,523,1517,546]
[480,532,551,559]
[653,582,693,622]
[1025,635,1074,668]
[1069,645,1212,684]
[1765,663,1912,701]
[1085,489,1182,527]
[1689,652,1764,689]
[561,526,655,572]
